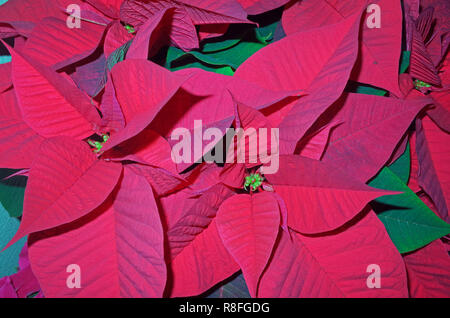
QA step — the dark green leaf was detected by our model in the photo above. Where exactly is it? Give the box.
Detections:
[166,46,234,75]
[0,169,26,218]
[255,21,278,44]
[345,81,388,96]
[204,272,250,298]
[388,142,411,183]
[355,85,387,96]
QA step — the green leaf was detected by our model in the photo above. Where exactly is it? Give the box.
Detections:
[369,166,450,254]
[399,51,411,74]
[0,202,26,278]
[166,46,234,75]
[200,25,252,53]
[0,169,26,218]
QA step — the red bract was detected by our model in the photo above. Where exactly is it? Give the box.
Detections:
[104,59,187,151]
[0,0,83,37]
[104,21,134,58]
[150,68,294,171]
[5,136,122,248]
[0,62,11,92]
[160,170,239,297]
[6,44,101,140]
[173,100,401,297]
[416,117,450,223]
[216,192,280,297]
[0,88,44,168]
[86,0,124,18]
[125,7,198,57]
[237,0,289,15]
[320,93,431,182]
[0,49,187,256]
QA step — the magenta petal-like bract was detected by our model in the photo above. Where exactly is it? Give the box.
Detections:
[410,26,442,87]
[85,0,123,18]
[168,219,240,297]
[296,121,340,160]
[104,21,134,59]
[237,0,289,15]
[6,44,101,139]
[216,192,280,297]
[128,163,187,197]
[283,0,403,97]
[0,0,448,300]
[351,0,403,97]
[126,7,198,59]
[236,11,363,154]
[321,93,431,182]
[258,211,408,297]
[0,62,11,92]
[120,0,249,29]
[104,59,187,151]
[167,184,233,260]
[266,155,394,234]
[20,17,106,70]
[416,117,450,223]
[404,239,450,298]
[0,0,81,37]
[109,129,178,175]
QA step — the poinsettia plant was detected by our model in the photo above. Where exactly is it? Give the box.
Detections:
[0,0,449,298]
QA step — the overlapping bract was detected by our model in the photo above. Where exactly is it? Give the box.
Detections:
[0,0,449,299]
